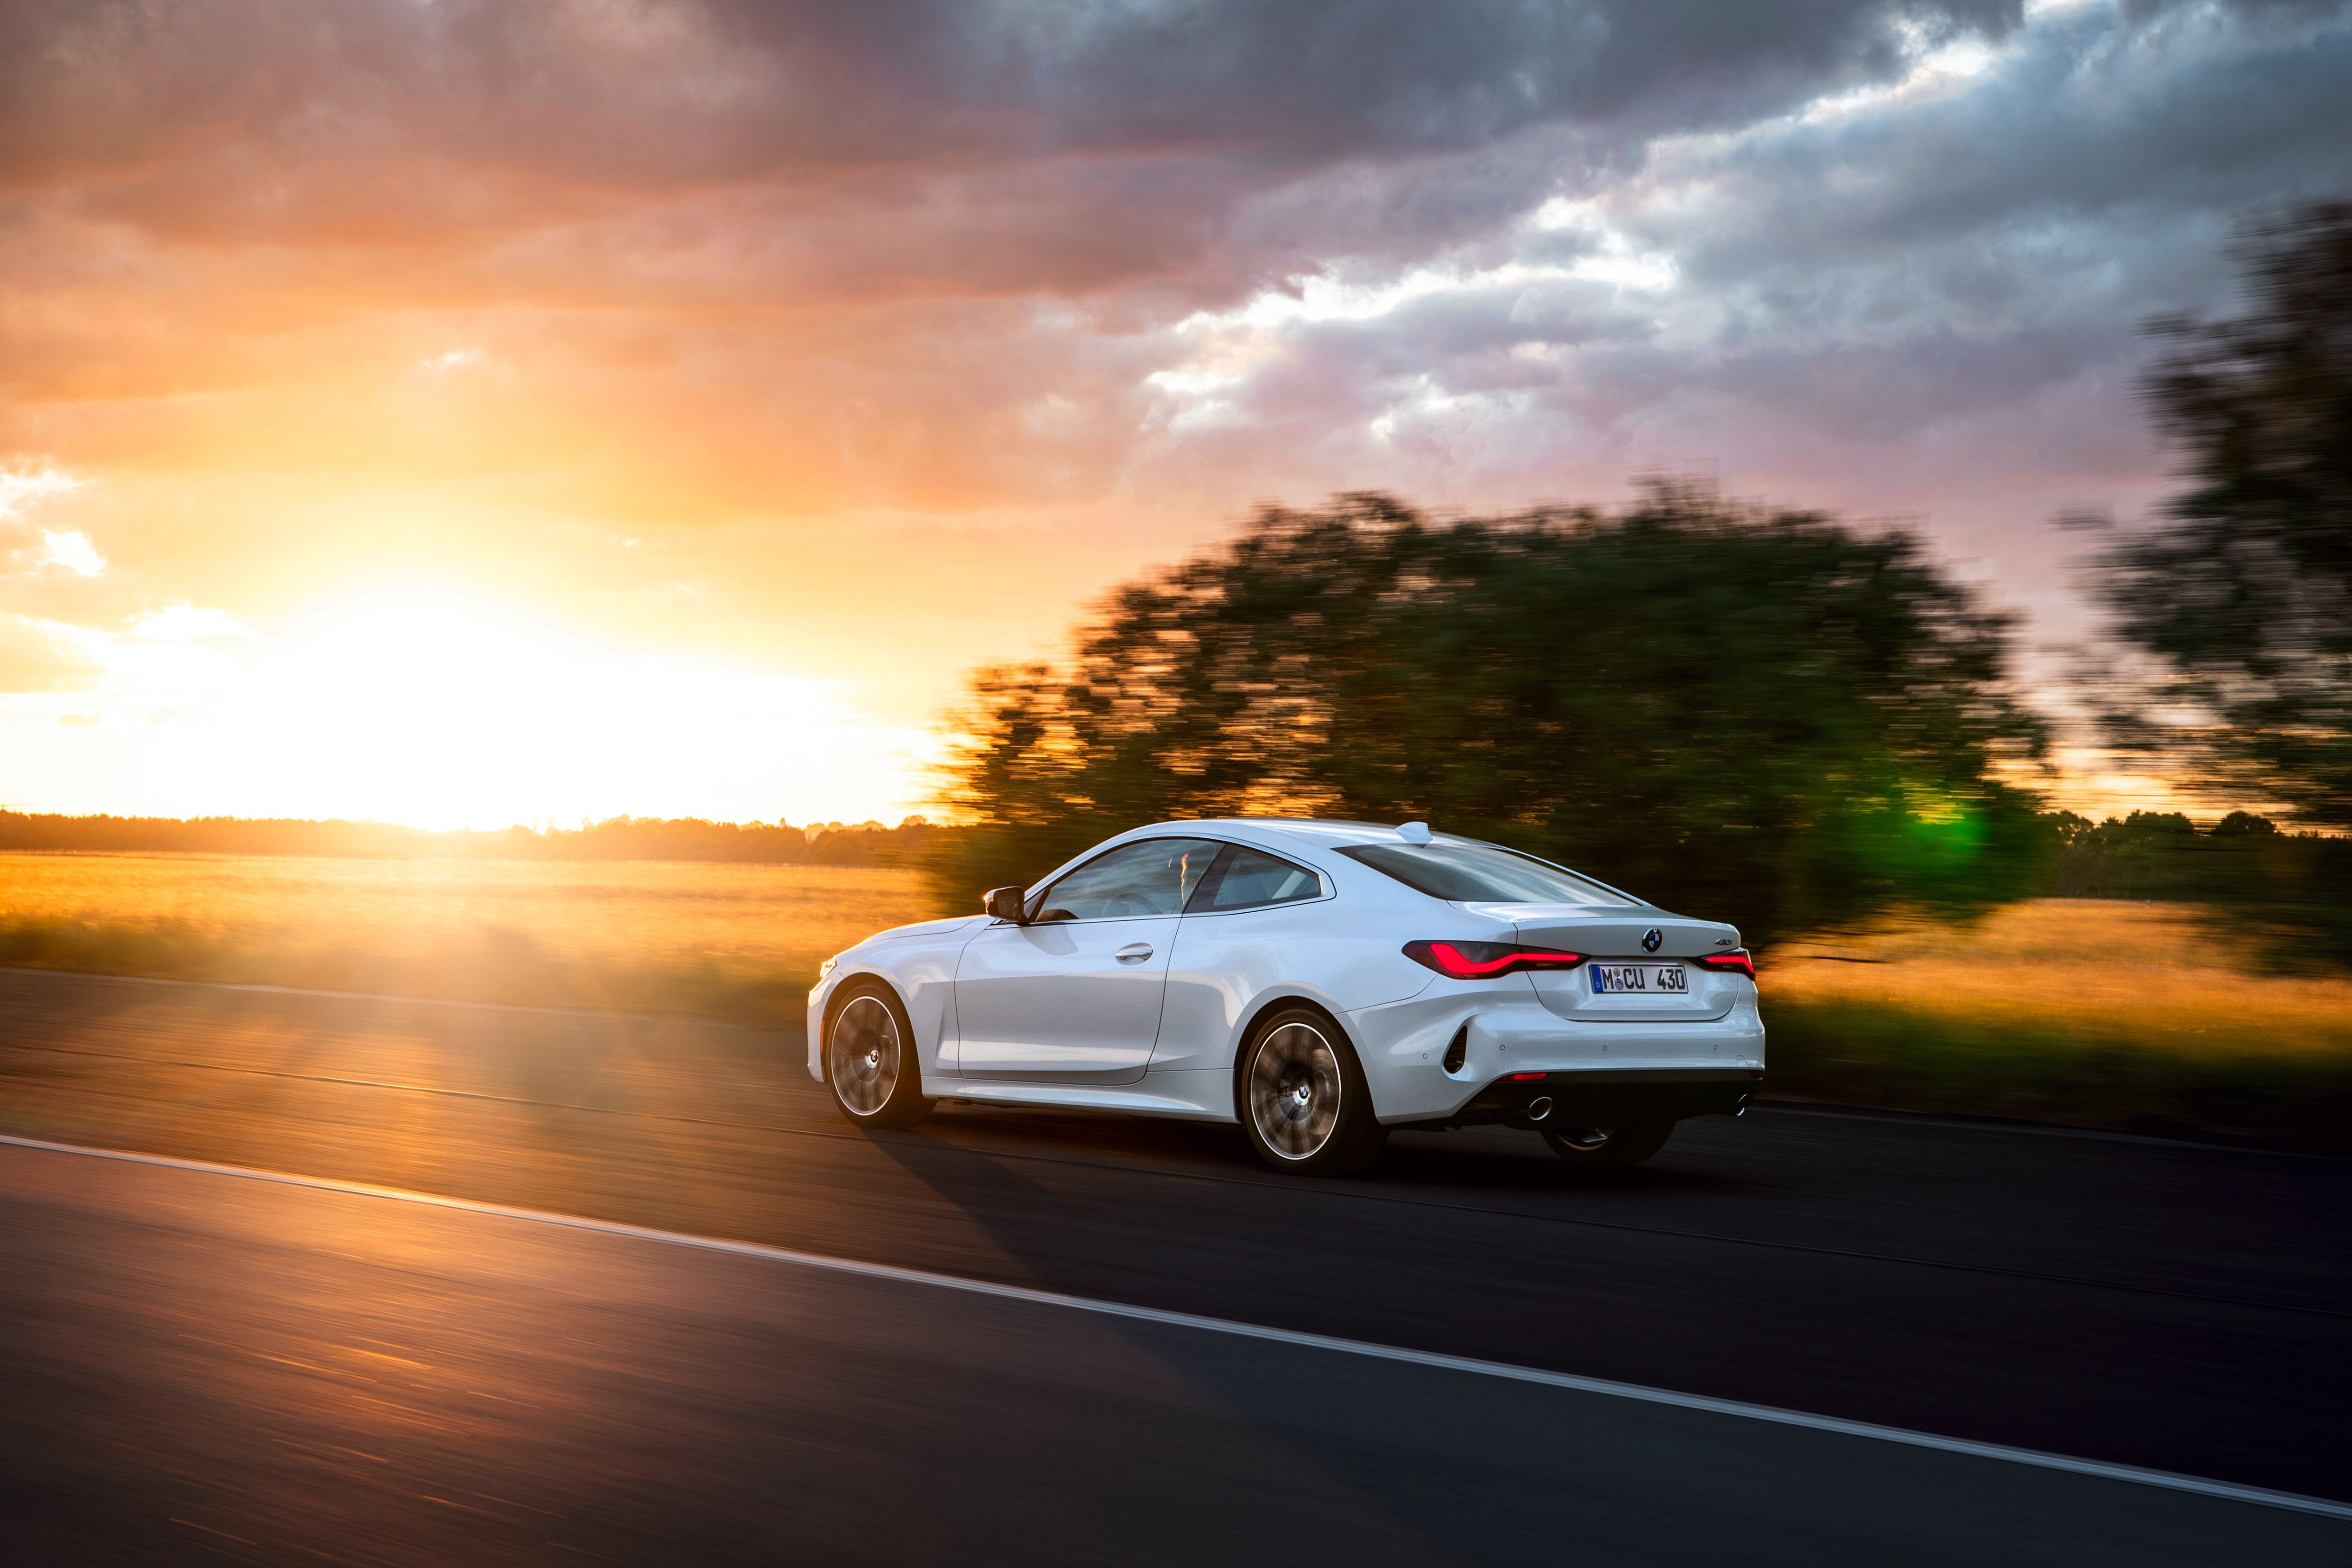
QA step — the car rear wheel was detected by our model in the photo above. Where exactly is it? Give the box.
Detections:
[1239,1007,1385,1176]
[1542,1119,1672,1169]
[826,984,933,1129]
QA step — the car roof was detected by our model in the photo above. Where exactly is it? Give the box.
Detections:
[1061,817,1649,910]
[1125,816,1422,852]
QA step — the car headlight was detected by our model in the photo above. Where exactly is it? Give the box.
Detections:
[817,954,840,981]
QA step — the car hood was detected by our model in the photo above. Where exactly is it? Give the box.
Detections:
[867,914,990,943]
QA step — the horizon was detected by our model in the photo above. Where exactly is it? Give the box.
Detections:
[0,800,2304,841]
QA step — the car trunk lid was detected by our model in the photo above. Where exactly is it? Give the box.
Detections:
[1457,903,1744,1022]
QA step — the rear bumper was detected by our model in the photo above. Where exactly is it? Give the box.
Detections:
[1400,1067,1763,1130]
[1347,988,1764,1123]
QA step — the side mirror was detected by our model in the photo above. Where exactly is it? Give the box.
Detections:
[983,885,1029,923]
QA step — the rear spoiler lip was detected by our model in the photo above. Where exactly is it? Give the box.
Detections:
[1462,907,1743,957]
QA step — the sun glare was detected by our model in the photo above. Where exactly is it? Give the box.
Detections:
[11,589,931,830]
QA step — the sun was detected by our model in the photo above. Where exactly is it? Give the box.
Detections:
[21,587,933,830]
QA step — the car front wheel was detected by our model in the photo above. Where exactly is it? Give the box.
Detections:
[1239,1007,1385,1176]
[1542,1119,1672,1169]
[825,983,933,1129]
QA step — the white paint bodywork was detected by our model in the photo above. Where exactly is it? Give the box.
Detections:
[805,818,1766,1126]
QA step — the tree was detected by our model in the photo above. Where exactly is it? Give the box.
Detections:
[2089,200,2352,825]
[931,482,2047,946]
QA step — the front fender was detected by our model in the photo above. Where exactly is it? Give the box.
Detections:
[807,922,975,1083]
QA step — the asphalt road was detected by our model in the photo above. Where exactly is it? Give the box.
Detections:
[0,967,2347,1562]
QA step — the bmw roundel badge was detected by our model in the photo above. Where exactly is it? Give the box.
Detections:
[1642,927,1664,953]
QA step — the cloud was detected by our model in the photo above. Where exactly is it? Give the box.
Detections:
[0,614,100,693]
[6,7,2336,534]
[0,465,83,518]
[42,529,104,576]
[2,2,2013,185]
[1128,3,2352,482]
[0,2,2022,298]
[131,604,255,645]
[419,348,488,374]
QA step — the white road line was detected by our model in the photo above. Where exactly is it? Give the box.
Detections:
[4,1131,2348,1525]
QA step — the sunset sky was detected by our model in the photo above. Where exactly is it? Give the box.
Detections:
[4,0,2349,828]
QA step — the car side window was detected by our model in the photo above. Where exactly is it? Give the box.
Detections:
[1032,837,1224,922]
[1188,844,1325,913]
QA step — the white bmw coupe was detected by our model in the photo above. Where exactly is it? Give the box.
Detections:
[808,818,1764,1175]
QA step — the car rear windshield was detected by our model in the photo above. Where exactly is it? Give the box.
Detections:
[1336,842,1635,905]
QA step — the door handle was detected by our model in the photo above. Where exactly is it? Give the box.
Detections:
[1115,942,1153,962]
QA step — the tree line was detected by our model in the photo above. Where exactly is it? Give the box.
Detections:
[931,483,2048,948]
[0,811,946,868]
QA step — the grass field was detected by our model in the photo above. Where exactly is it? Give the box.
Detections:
[0,852,942,1021]
[1763,900,2352,1143]
[4,853,2346,1142]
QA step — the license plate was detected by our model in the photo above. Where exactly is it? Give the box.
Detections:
[1591,963,1688,995]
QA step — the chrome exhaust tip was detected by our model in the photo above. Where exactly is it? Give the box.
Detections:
[1525,1096,1554,1122]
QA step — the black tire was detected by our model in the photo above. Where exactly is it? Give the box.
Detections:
[1237,1005,1387,1176]
[1542,1119,1673,1169]
[824,982,933,1129]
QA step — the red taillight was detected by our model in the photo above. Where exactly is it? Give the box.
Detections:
[1402,940,1586,979]
[1508,1071,1547,1081]
[1697,950,1757,981]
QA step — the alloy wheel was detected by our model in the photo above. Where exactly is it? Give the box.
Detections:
[1248,1020,1342,1160]
[829,994,901,1117]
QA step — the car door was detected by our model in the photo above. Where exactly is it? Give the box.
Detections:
[1153,842,1338,1073]
[953,836,1224,1083]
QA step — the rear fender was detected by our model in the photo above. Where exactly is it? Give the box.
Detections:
[1223,990,1356,1117]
